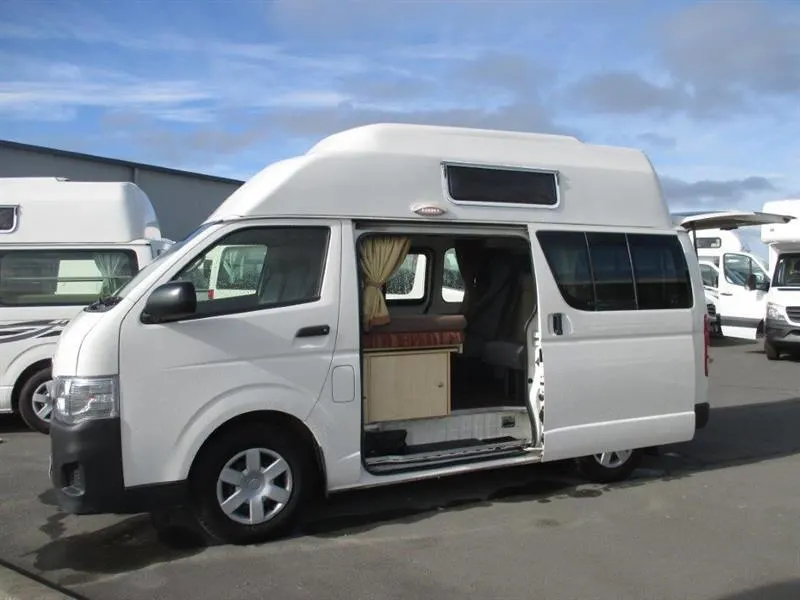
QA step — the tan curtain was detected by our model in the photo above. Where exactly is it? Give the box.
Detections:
[359,236,411,330]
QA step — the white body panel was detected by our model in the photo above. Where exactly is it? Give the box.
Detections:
[0,178,171,414]
[51,124,708,495]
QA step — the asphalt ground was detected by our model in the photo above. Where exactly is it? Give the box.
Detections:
[1,338,799,600]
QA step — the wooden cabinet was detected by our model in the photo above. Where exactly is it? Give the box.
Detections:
[363,348,455,423]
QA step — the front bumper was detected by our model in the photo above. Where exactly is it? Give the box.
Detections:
[49,416,187,515]
[764,317,800,349]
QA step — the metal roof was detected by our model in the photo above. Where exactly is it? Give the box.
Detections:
[0,138,245,186]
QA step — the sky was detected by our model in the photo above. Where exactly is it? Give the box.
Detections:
[1,0,799,256]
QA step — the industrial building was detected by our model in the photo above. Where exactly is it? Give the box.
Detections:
[0,139,244,241]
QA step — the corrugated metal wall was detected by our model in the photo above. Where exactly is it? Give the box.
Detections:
[0,141,244,240]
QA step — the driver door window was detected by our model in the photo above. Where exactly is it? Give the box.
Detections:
[723,253,768,289]
[173,226,330,318]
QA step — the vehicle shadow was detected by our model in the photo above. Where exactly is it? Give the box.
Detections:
[711,580,800,600]
[29,395,800,575]
[0,415,28,434]
[710,336,756,348]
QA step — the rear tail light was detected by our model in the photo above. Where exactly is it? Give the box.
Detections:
[703,313,710,376]
[208,289,215,300]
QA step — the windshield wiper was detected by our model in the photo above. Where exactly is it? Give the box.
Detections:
[85,295,122,312]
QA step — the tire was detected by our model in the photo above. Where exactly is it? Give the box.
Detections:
[575,449,643,484]
[18,366,53,434]
[188,422,314,545]
[764,340,780,361]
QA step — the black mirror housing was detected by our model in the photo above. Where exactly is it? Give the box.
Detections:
[141,281,197,324]
[745,273,757,290]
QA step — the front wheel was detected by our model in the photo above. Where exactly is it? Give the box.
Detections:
[764,340,780,361]
[576,449,643,484]
[18,367,53,434]
[188,423,313,545]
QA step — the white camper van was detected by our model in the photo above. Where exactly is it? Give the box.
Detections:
[49,123,714,545]
[761,198,800,360]
[0,177,172,433]
[676,212,789,340]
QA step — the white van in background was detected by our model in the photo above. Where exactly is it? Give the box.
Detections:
[761,198,800,360]
[0,177,173,433]
[676,211,791,340]
[49,123,716,545]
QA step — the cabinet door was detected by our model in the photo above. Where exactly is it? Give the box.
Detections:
[365,351,449,422]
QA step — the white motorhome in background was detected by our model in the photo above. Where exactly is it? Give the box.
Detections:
[675,211,792,340]
[0,177,173,433]
[761,198,800,360]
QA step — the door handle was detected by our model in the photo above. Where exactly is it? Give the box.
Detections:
[552,313,564,336]
[296,325,331,338]
[720,292,733,296]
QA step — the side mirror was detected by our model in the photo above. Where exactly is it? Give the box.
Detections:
[745,273,757,290]
[141,281,197,324]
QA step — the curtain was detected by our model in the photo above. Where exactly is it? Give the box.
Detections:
[454,239,483,317]
[94,253,132,296]
[359,236,411,330]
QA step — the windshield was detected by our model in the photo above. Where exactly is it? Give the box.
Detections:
[772,253,800,288]
[113,222,219,300]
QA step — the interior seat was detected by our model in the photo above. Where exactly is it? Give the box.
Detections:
[482,272,537,372]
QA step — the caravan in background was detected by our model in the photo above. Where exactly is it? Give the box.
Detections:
[761,199,800,360]
[0,177,172,433]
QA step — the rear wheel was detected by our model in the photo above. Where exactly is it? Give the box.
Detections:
[576,449,643,484]
[18,367,53,434]
[764,340,780,361]
[188,423,313,545]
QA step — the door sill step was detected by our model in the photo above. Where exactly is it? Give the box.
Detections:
[366,438,536,473]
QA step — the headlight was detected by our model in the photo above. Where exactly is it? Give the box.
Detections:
[766,302,785,320]
[53,376,119,425]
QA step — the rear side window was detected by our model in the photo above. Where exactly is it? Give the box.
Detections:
[626,234,693,310]
[536,231,594,310]
[537,231,693,311]
[385,251,427,302]
[586,233,636,311]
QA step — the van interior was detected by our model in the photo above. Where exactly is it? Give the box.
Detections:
[356,227,543,473]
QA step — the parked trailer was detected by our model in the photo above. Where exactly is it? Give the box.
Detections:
[0,177,173,433]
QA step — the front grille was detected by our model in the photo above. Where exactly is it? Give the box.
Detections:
[706,303,716,317]
[786,306,800,323]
